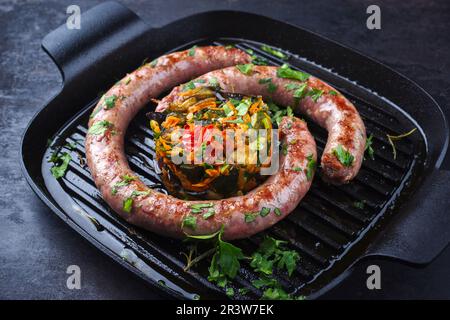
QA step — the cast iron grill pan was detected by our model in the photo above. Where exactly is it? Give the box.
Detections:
[22,2,450,299]
[41,38,426,299]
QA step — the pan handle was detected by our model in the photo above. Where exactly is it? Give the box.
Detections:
[41,1,150,87]
[362,168,450,265]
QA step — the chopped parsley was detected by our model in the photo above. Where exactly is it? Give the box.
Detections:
[244,213,257,223]
[260,207,270,217]
[332,144,354,167]
[122,197,133,213]
[130,190,151,197]
[276,64,310,82]
[208,228,245,287]
[111,175,136,195]
[307,88,324,102]
[88,120,114,136]
[49,152,72,179]
[188,45,197,56]
[104,95,117,109]
[305,154,316,181]
[203,209,215,220]
[182,215,197,230]
[329,90,338,96]
[260,45,288,60]
[236,63,253,75]
[258,78,277,93]
[226,287,235,297]
[353,200,366,209]
[149,58,158,67]
[182,81,196,91]
[274,208,282,216]
[365,134,375,160]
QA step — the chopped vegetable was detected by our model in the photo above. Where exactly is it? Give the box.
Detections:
[307,88,324,102]
[88,120,114,136]
[274,208,281,216]
[332,144,354,167]
[276,64,309,82]
[260,207,270,217]
[236,63,253,75]
[111,175,135,195]
[260,45,288,60]
[244,213,257,223]
[353,200,365,209]
[305,154,316,181]
[258,78,277,93]
[188,45,197,56]
[104,95,117,109]
[182,216,197,230]
[50,152,72,179]
[365,134,375,160]
[122,197,133,213]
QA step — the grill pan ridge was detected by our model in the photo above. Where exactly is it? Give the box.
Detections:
[21,2,450,299]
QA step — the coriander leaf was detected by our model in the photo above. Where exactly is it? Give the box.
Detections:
[260,207,270,217]
[274,208,281,216]
[188,45,197,56]
[236,64,253,75]
[182,81,196,91]
[238,288,250,295]
[150,58,158,67]
[130,190,151,197]
[353,200,365,209]
[260,45,288,60]
[277,250,299,276]
[122,197,133,213]
[218,239,244,279]
[332,144,354,167]
[226,287,235,297]
[50,152,72,179]
[250,252,274,275]
[365,134,375,160]
[203,209,215,220]
[307,88,324,102]
[276,64,309,82]
[258,78,277,93]
[305,154,316,181]
[104,95,117,109]
[182,216,197,230]
[329,90,338,96]
[111,175,135,195]
[244,213,257,223]
[88,120,114,135]
[251,276,278,289]
[261,287,292,300]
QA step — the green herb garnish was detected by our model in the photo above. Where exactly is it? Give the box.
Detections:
[365,134,375,160]
[276,64,309,82]
[274,208,281,216]
[332,144,354,167]
[50,152,72,179]
[305,154,316,181]
[203,209,216,220]
[188,45,197,56]
[236,64,253,75]
[307,88,324,102]
[329,90,338,96]
[353,200,365,209]
[260,207,270,217]
[123,197,133,213]
[149,59,158,67]
[258,78,278,93]
[88,120,114,136]
[111,175,135,195]
[244,213,257,223]
[182,81,196,91]
[182,216,197,230]
[104,95,117,109]
[261,45,288,60]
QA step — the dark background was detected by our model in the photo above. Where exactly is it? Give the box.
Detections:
[1,0,449,299]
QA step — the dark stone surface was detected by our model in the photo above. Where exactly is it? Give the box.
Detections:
[0,0,449,299]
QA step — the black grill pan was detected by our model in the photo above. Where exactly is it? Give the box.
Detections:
[21,1,450,299]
